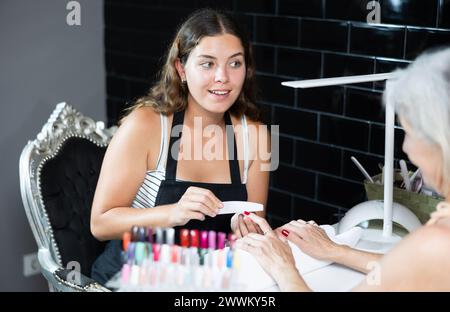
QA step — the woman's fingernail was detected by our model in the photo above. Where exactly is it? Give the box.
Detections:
[281,229,289,237]
[244,211,250,216]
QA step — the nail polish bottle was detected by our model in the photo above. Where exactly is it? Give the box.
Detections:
[207,230,216,268]
[131,225,139,242]
[199,230,208,266]
[216,232,226,289]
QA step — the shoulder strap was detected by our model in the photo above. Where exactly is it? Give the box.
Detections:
[165,110,185,180]
[156,113,168,171]
[225,113,241,184]
[241,114,249,184]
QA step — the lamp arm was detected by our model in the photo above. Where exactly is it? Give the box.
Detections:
[383,93,395,237]
[281,73,422,240]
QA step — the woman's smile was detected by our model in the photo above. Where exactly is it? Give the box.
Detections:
[208,89,232,100]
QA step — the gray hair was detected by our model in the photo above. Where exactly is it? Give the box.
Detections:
[383,47,450,194]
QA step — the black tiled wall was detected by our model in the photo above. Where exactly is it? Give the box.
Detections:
[104,0,450,227]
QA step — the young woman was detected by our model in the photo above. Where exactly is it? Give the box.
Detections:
[90,9,270,284]
[237,47,450,291]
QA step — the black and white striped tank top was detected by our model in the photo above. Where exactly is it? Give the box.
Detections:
[131,113,250,209]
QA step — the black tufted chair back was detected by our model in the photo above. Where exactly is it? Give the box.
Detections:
[40,137,107,277]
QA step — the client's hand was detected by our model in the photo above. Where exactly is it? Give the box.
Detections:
[278,219,340,261]
[235,213,298,284]
[231,212,263,238]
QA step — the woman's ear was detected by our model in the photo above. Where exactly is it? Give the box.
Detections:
[174,58,186,81]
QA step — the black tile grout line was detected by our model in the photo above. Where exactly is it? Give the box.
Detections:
[402,27,408,60]
[342,85,348,116]
[269,186,349,211]
[297,17,302,48]
[274,46,278,75]
[372,55,377,90]
[320,52,324,78]
[321,0,326,20]
[252,13,450,32]
[275,0,279,16]
[261,99,391,127]
[293,84,298,108]
[292,135,297,166]
[314,171,319,201]
[270,97,276,127]
[276,132,401,160]
[367,118,373,151]
[401,23,450,31]
[437,0,442,28]
[346,21,351,54]
[368,122,376,154]
[316,112,321,141]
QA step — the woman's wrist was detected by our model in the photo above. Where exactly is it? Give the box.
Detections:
[272,265,298,285]
[328,243,351,264]
[274,266,309,291]
[151,203,176,227]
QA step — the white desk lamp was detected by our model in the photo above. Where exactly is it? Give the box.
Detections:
[282,73,422,244]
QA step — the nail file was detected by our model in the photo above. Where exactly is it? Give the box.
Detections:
[351,156,374,183]
[399,160,411,191]
[218,201,264,215]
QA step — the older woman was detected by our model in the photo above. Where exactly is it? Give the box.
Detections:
[237,47,450,291]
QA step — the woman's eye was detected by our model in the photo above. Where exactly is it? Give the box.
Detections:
[230,60,242,68]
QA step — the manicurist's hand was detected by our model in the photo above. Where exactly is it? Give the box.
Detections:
[168,186,223,226]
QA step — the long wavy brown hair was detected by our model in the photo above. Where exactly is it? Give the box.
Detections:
[121,8,260,123]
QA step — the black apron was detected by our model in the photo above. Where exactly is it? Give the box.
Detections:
[91,110,247,285]
[155,109,247,237]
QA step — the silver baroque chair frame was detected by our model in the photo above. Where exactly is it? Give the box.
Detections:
[20,102,117,292]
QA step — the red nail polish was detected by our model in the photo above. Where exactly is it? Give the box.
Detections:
[243,211,250,215]
[281,229,289,237]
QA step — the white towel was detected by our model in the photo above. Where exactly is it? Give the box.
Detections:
[232,225,363,291]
